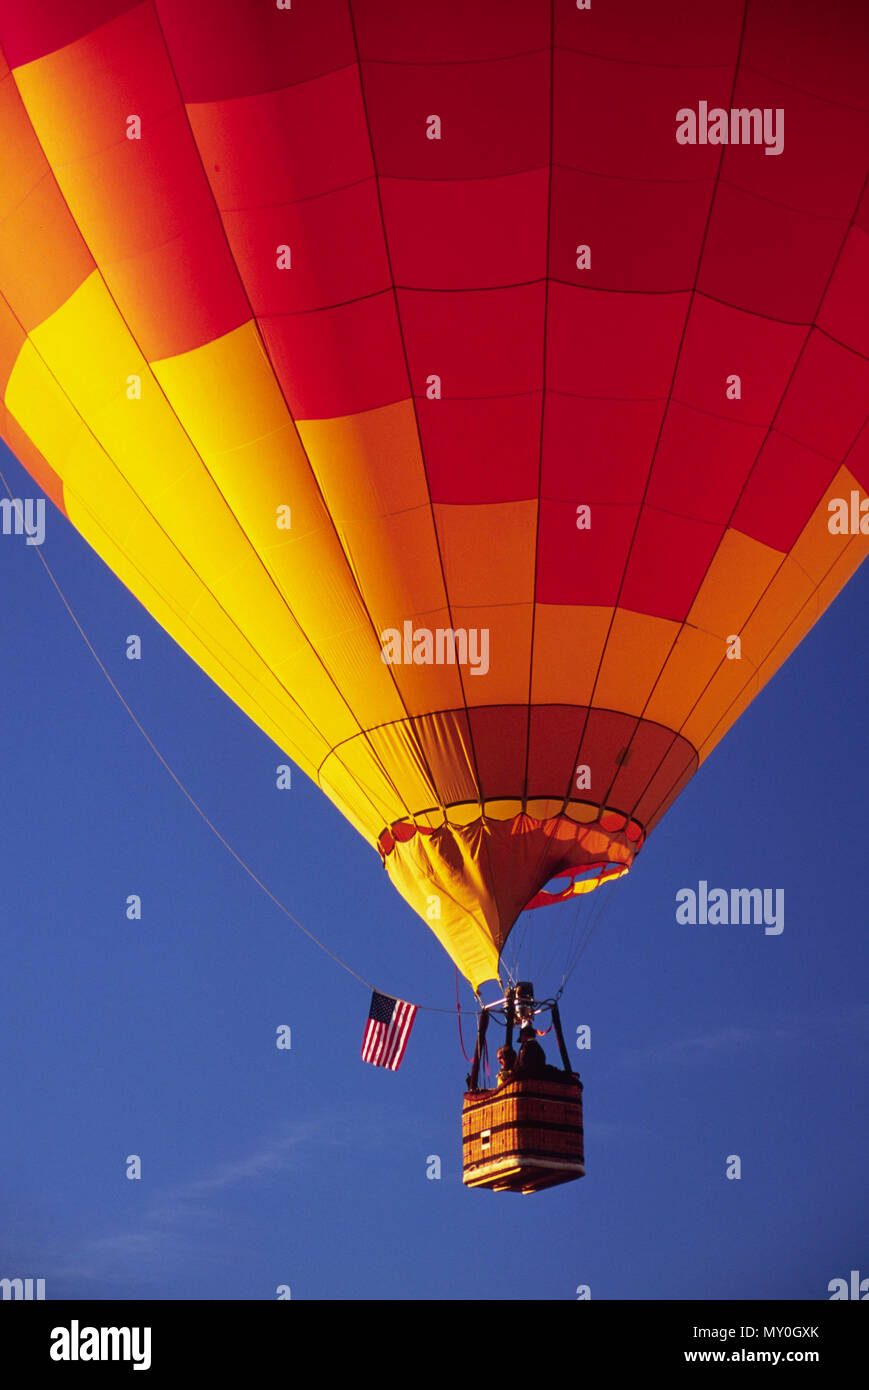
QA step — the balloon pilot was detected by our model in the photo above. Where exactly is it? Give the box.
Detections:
[516,1018,548,1078]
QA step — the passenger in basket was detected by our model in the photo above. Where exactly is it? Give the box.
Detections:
[495,1045,516,1085]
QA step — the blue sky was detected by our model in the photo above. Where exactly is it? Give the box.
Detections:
[0,438,866,1301]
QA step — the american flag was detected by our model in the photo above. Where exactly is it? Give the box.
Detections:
[361,991,417,1070]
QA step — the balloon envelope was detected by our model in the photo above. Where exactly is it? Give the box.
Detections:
[1,1,867,989]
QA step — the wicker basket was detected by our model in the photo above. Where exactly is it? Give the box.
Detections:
[462,1074,584,1193]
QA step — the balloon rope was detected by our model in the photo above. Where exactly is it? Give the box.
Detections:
[560,869,618,991]
[455,967,473,1063]
[2,476,476,1015]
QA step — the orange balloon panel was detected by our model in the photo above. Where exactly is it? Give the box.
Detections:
[1,1,867,989]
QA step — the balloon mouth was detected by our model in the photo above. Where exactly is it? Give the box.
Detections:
[380,804,641,991]
[523,861,629,912]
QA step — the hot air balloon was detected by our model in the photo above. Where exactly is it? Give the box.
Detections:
[1,1,867,1191]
